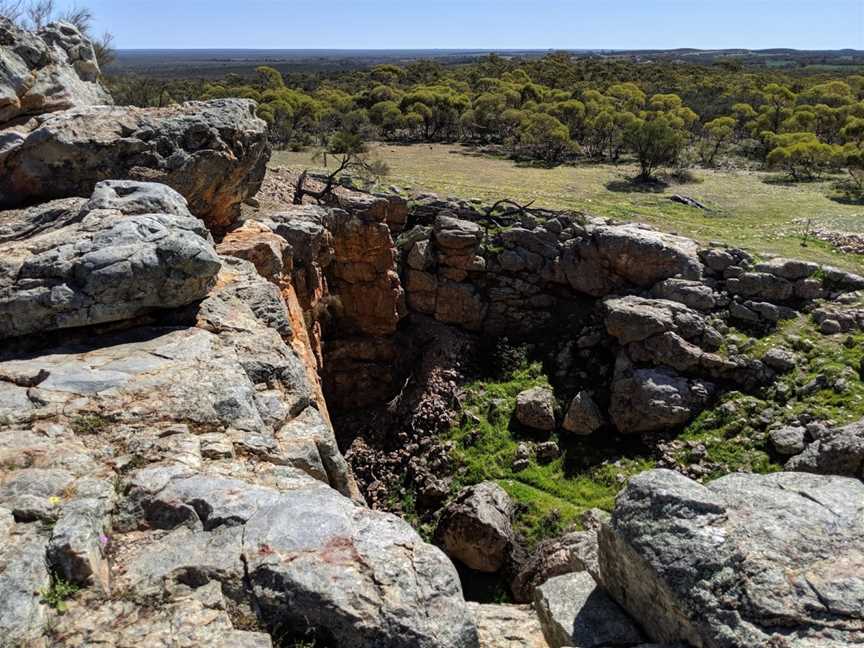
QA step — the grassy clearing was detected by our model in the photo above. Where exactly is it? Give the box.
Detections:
[273,143,864,272]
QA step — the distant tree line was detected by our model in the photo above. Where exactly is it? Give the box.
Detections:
[105,52,864,191]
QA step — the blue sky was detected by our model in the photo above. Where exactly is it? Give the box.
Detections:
[62,0,862,50]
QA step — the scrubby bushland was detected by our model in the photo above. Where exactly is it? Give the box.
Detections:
[108,54,864,183]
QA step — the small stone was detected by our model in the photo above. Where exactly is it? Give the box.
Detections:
[562,391,604,435]
[762,347,796,373]
[535,441,560,465]
[820,319,842,335]
[769,426,807,456]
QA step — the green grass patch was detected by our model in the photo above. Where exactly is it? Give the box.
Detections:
[675,312,864,477]
[447,362,654,547]
[40,576,79,613]
[70,414,110,436]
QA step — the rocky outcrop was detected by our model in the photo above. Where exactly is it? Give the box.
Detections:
[562,223,702,296]
[784,418,864,477]
[598,469,864,647]
[247,200,407,410]
[0,99,269,232]
[435,482,514,573]
[0,181,220,340]
[0,292,476,647]
[0,18,112,126]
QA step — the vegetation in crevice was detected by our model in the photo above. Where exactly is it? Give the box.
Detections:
[445,359,653,548]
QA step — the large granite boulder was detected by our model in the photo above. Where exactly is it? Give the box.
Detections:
[0,99,269,232]
[562,223,702,297]
[0,181,221,340]
[119,470,478,648]
[599,469,864,647]
[435,482,514,573]
[0,18,112,126]
[603,295,713,346]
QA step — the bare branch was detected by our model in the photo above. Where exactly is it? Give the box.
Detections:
[59,3,93,32]
[25,0,54,29]
[0,0,25,23]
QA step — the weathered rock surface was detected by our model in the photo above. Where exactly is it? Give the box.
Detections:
[53,581,274,647]
[0,99,269,231]
[435,481,514,573]
[0,18,112,126]
[0,181,220,339]
[121,471,478,648]
[609,360,714,434]
[562,391,605,435]
[785,418,864,477]
[510,529,600,602]
[562,223,702,296]
[469,603,549,648]
[515,387,557,431]
[0,520,51,647]
[216,219,291,280]
[534,572,642,648]
[599,469,864,647]
[0,291,474,648]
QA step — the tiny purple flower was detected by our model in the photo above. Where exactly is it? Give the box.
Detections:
[98,533,109,547]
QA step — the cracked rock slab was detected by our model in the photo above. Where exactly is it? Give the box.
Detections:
[0,181,220,340]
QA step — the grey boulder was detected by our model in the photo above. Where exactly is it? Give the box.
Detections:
[0,99,269,232]
[785,419,864,477]
[562,391,604,436]
[609,361,714,434]
[534,572,642,648]
[515,387,557,431]
[599,469,864,647]
[563,223,702,297]
[435,481,514,573]
[511,530,600,602]
[0,181,220,339]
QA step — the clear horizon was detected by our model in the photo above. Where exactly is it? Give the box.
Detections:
[53,0,864,51]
